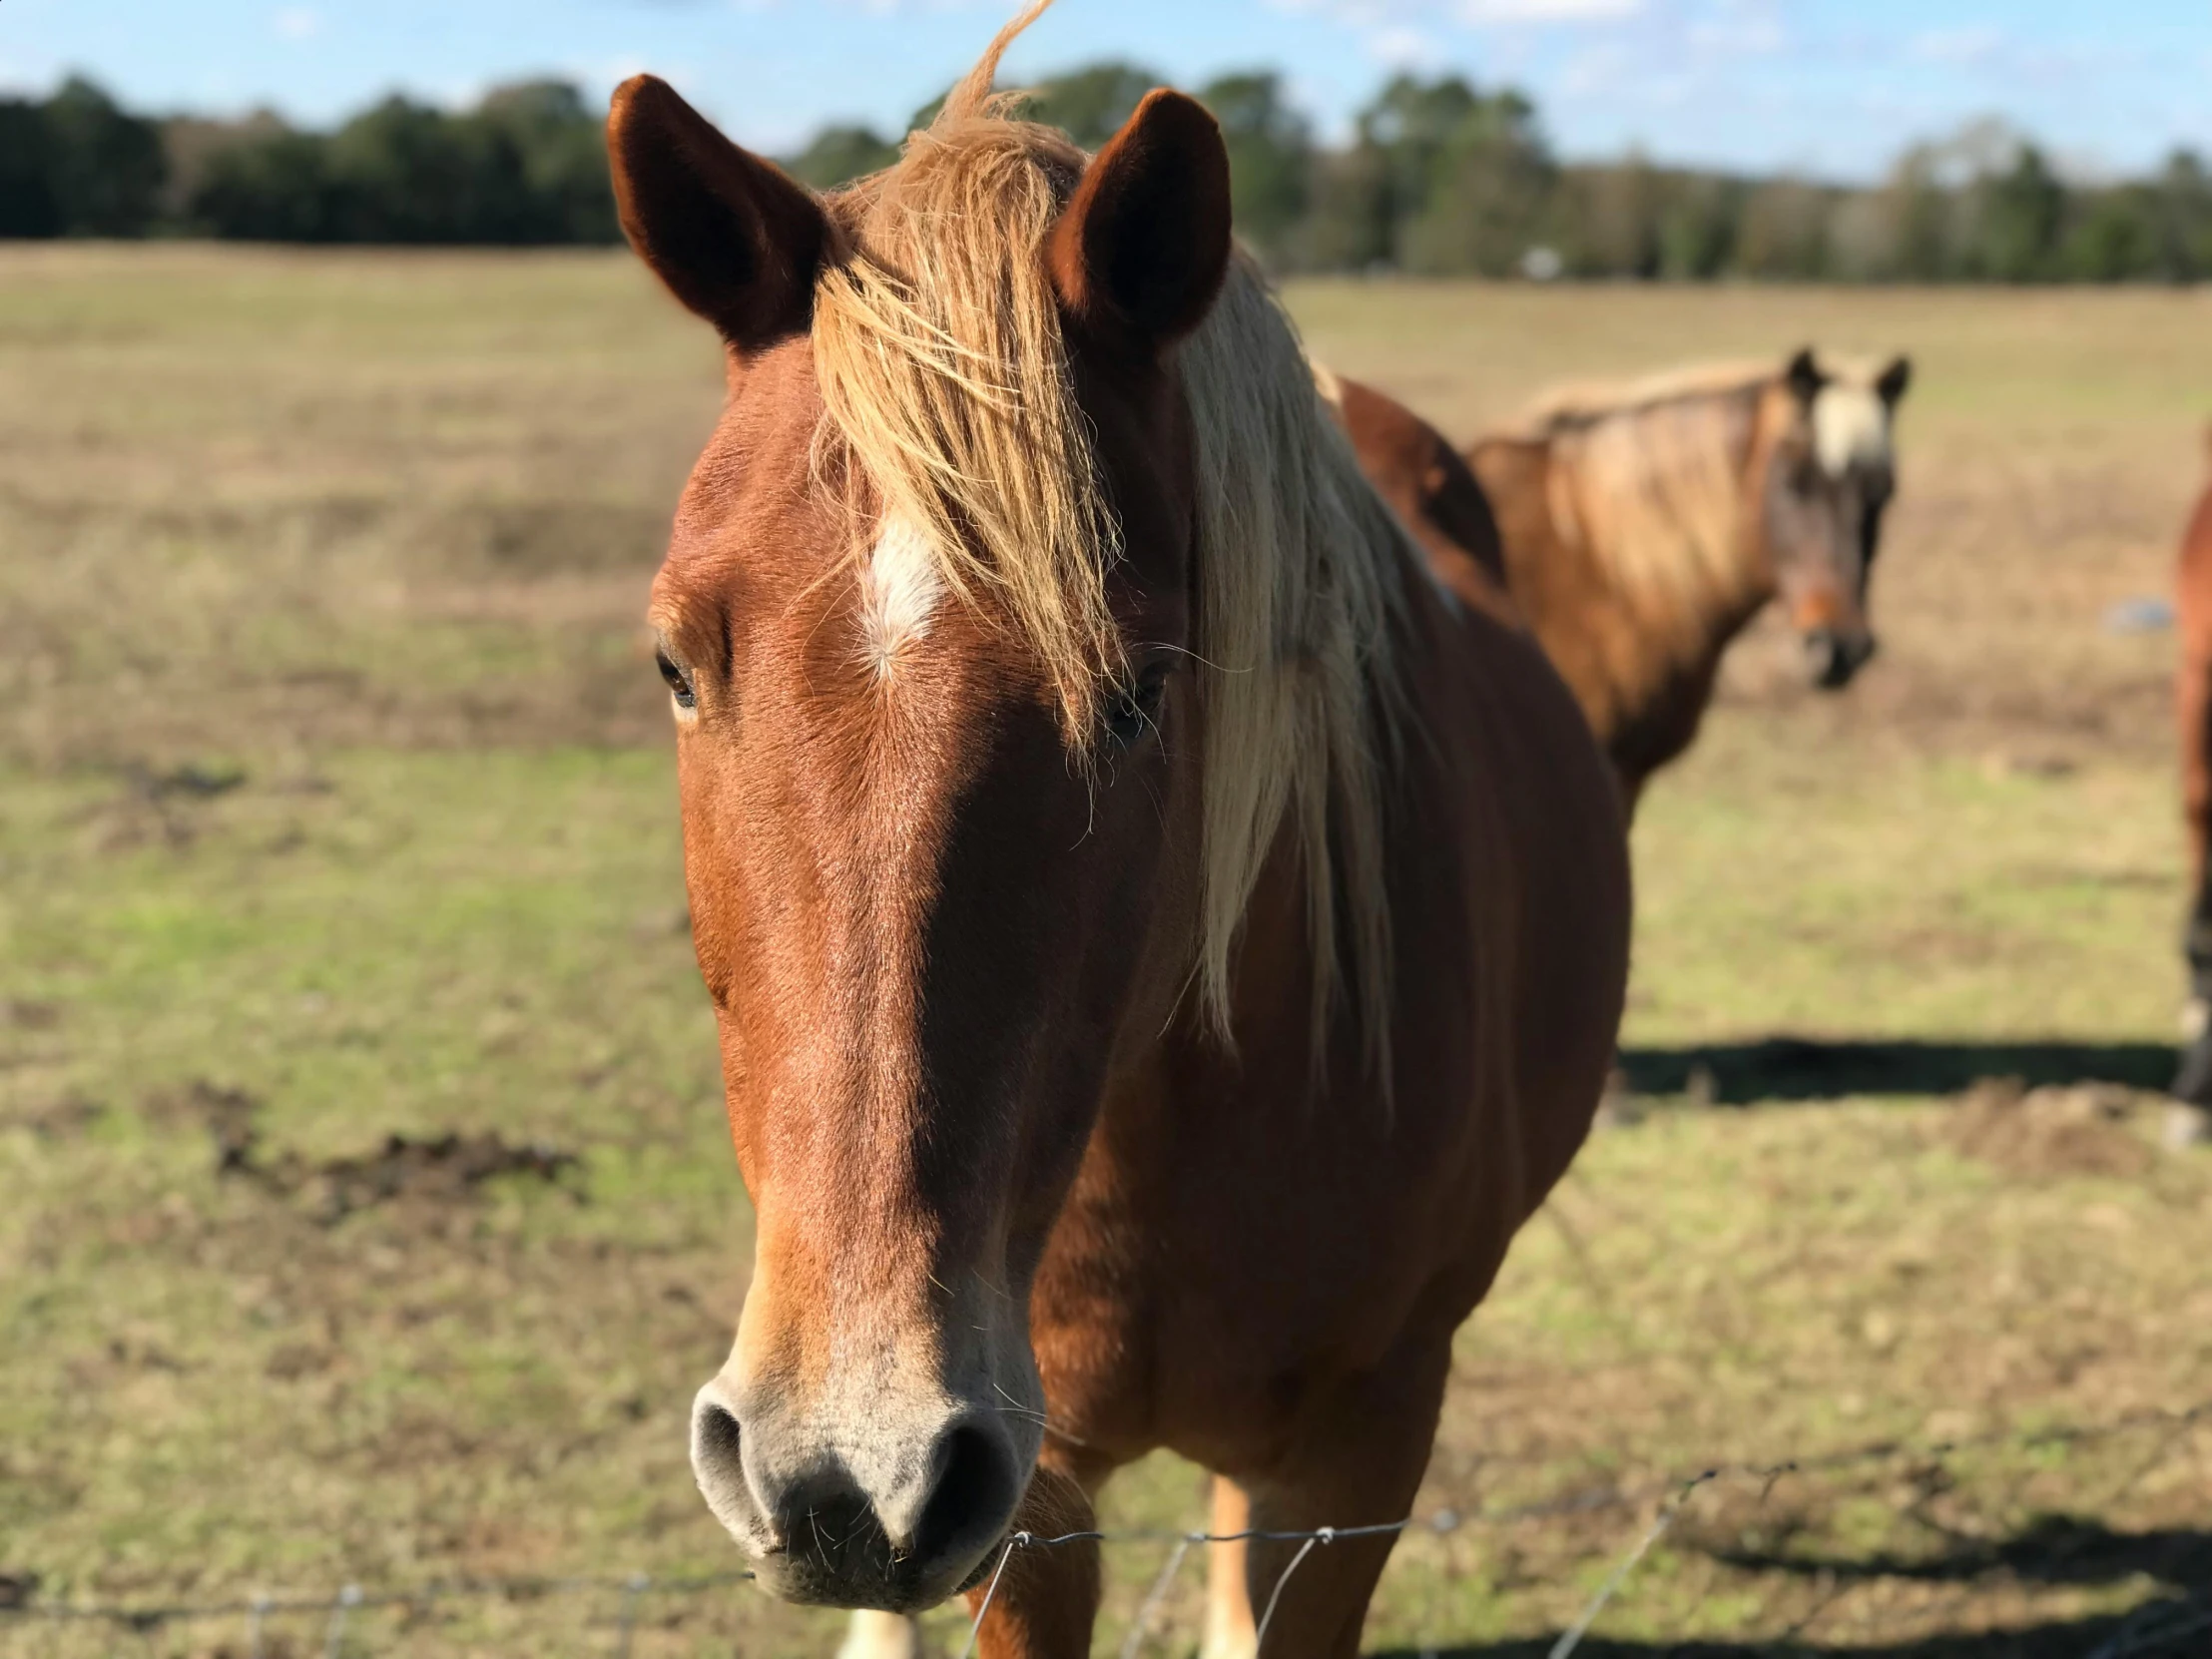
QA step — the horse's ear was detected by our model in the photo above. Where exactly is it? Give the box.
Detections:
[1048,89,1232,356]
[1876,354,1913,407]
[1784,346,1826,406]
[607,75,830,354]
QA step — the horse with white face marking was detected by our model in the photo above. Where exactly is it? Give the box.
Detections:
[606,7,1630,1654]
[1417,349,1913,812]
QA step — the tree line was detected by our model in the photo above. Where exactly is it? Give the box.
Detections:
[8,64,2212,283]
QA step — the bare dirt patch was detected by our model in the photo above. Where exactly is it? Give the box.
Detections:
[1947,1078,2163,1181]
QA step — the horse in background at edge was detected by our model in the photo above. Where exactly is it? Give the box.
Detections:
[604,3,1631,1655]
[1333,353,1910,814]
[2172,432,2212,1140]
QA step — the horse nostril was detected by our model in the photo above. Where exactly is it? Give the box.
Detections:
[690,1388,762,1541]
[697,1399,742,1463]
[1803,628,1868,691]
[911,1422,1019,1570]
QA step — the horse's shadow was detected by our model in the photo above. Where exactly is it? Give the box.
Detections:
[1619,1037,2175,1106]
[1372,1513,2212,1657]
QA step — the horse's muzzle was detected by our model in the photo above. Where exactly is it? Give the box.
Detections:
[1804,627,1876,691]
[689,1379,1023,1611]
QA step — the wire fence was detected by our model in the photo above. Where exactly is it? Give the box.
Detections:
[7,1396,2209,1658]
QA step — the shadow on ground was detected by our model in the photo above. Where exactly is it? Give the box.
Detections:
[1375,1516,2212,1657]
[1621,1038,2176,1105]
[1705,1512,2212,1591]
[1375,1607,2205,1656]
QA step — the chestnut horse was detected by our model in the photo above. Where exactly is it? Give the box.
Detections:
[1339,353,1910,814]
[605,8,1629,1657]
[2173,433,2212,1134]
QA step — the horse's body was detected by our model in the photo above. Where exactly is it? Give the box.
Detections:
[606,10,1629,1656]
[2172,437,2212,1122]
[1317,368,1508,597]
[1339,357,1909,813]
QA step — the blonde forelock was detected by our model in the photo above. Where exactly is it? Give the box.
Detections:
[802,6,1412,1074]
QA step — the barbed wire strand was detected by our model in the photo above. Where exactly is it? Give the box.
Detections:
[957,1535,1023,1659]
[1116,1534,1193,1659]
[1252,1528,1330,1655]
[322,1584,360,1659]
[6,1396,2205,1652]
[613,1573,650,1659]
[2086,1594,2212,1659]
[1546,1469,1722,1659]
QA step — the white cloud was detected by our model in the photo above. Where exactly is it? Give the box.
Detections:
[1909,26,2005,66]
[1269,0,1643,27]
[1459,0,1642,19]
[1689,10,1784,56]
[272,7,321,42]
[1369,24,1442,66]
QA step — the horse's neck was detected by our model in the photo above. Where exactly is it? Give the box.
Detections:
[1588,408,1775,716]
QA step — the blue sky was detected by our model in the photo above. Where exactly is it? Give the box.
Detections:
[4,0,2210,183]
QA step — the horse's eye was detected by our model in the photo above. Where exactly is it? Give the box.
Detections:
[1104,667,1168,748]
[657,648,698,712]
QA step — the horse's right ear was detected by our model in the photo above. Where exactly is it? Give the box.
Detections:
[1047,89,1232,357]
[607,76,830,354]
[1784,346,1826,406]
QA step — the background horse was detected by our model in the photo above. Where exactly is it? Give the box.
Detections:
[2173,432,2212,1138]
[605,6,1630,1655]
[1414,352,1912,812]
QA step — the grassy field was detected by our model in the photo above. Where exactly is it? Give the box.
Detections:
[4,247,2212,1657]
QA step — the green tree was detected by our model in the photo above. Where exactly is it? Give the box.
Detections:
[1879,148,1959,280]
[2154,150,2212,281]
[1562,157,1667,277]
[1297,142,1392,272]
[1196,71,1311,264]
[1731,178,1833,278]
[2063,185,2160,281]
[1657,174,1743,279]
[1355,74,1550,274]
[1970,145,2065,281]
[1017,61,1162,148]
[909,60,1164,150]
[44,77,166,236]
[784,125,901,191]
[189,125,336,241]
[0,101,62,238]
[476,81,618,242]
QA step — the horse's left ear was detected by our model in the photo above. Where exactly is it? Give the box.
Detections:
[1048,89,1232,356]
[1784,346,1826,406]
[607,75,831,355]
[1876,354,1913,407]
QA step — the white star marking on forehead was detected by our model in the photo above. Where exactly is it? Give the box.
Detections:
[1812,384,1892,480]
[860,514,943,675]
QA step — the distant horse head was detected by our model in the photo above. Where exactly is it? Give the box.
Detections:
[1464,346,1913,804]
[1768,347,1912,690]
[608,3,1399,1612]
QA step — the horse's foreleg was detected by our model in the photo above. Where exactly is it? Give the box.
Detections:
[2175,632,2212,1139]
[963,1459,1101,1659]
[1230,1342,1453,1659]
[837,1611,925,1659]
[1203,1474,1258,1659]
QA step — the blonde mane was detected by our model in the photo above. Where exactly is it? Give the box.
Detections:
[1487,362,1783,674]
[807,1,1412,1062]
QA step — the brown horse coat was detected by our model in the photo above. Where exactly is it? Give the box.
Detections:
[607,12,1630,1655]
[2173,435,2212,1107]
[1334,357,1908,812]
